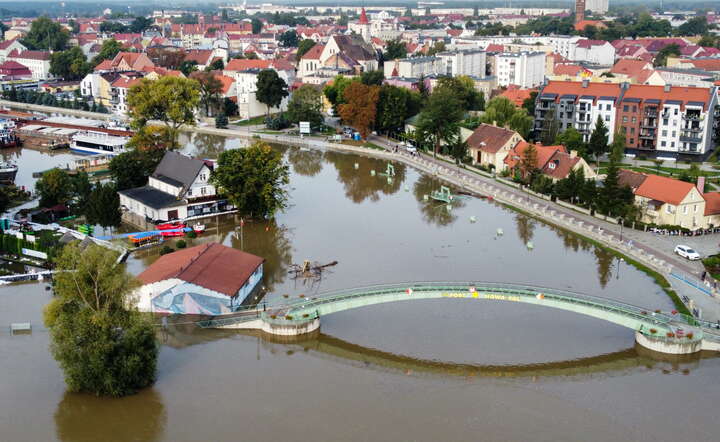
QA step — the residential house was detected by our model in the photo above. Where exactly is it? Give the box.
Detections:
[504,142,597,181]
[94,52,155,72]
[319,35,378,74]
[0,39,26,63]
[133,242,264,315]
[0,60,32,81]
[618,170,709,228]
[118,151,235,222]
[569,40,615,66]
[466,124,524,170]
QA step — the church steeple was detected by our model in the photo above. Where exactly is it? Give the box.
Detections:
[359,7,369,25]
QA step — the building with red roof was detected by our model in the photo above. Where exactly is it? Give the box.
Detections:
[134,242,264,315]
[504,141,595,181]
[466,124,525,170]
[0,60,32,80]
[7,50,51,80]
[534,80,718,156]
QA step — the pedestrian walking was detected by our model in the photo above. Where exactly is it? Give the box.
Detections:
[701,271,707,281]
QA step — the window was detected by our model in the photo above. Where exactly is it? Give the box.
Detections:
[623,105,629,112]
[683,206,688,215]
[662,130,667,136]
[631,117,637,123]
[632,106,637,112]
[622,126,627,133]
[661,141,666,147]
[605,115,610,121]
[623,116,628,123]
[674,109,678,115]
[187,188,192,196]
[201,187,207,195]
[694,205,698,213]
[671,142,675,148]
[663,119,668,125]
[666,205,672,214]
[606,104,611,111]
[630,127,635,134]
[672,131,676,137]
[629,138,634,144]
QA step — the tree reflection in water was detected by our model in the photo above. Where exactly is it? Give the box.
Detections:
[228,219,293,292]
[287,147,324,177]
[55,389,166,442]
[412,175,465,227]
[514,214,536,244]
[324,151,406,203]
[546,222,615,288]
[191,133,228,159]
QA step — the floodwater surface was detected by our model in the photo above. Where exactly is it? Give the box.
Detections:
[1,134,718,442]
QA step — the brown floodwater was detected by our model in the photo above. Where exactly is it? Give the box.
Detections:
[1,134,719,442]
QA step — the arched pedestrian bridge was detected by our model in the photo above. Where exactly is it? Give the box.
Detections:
[199,282,720,355]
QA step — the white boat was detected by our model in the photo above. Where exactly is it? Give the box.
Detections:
[193,223,206,233]
[69,131,129,155]
[0,161,18,184]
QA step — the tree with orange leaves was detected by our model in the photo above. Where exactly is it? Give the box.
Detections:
[338,82,380,139]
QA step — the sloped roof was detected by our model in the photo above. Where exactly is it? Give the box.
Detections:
[225,58,294,71]
[183,49,213,65]
[138,243,264,297]
[330,34,376,61]
[541,150,581,180]
[610,59,652,77]
[300,44,324,60]
[10,50,50,60]
[499,86,535,107]
[635,174,696,206]
[576,39,609,49]
[617,169,648,192]
[703,192,720,216]
[152,151,207,189]
[466,124,519,153]
[553,63,587,76]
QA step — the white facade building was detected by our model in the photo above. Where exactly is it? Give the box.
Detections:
[436,49,486,78]
[585,0,609,15]
[569,40,616,66]
[384,56,444,78]
[495,52,545,88]
[234,68,293,119]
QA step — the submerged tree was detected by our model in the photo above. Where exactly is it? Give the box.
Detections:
[44,244,158,397]
[211,141,290,218]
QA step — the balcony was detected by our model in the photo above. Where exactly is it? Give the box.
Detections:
[682,124,702,132]
[680,134,702,143]
[644,110,658,117]
[641,119,657,128]
[639,132,656,139]
[683,114,701,121]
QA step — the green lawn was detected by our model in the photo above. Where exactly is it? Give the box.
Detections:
[231,115,270,126]
[598,162,720,178]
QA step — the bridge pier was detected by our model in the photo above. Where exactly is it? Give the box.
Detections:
[260,315,320,337]
[634,331,703,355]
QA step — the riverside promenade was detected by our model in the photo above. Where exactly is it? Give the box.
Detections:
[3,100,718,321]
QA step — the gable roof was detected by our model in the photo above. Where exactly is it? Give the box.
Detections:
[224,58,294,72]
[617,169,648,192]
[635,174,696,206]
[138,243,264,297]
[152,151,207,189]
[611,59,652,77]
[330,34,376,61]
[505,142,566,170]
[541,150,581,180]
[466,124,519,153]
[300,44,324,60]
[703,192,720,216]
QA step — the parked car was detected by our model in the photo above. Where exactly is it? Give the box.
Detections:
[674,245,701,260]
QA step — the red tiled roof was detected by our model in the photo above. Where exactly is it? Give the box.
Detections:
[686,59,720,72]
[611,59,652,77]
[574,20,606,31]
[10,50,50,60]
[621,84,713,109]
[111,77,142,88]
[553,63,587,76]
[0,38,20,50]
[703,192,720,216]
[635,174,696,206]
[575,39,609,49]
[138,243,264,298]
[94,59,113,71]
[224,58,294,71]
[466,124,519,153]
[499,86,536,107]
[485,43,504,52]
[505,142,566,170]
[541,150,581,180]
[541,80,622,101]
[300,44,324,60]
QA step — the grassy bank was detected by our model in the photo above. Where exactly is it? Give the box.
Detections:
[501,203,692,316]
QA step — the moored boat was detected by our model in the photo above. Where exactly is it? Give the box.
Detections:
[70,131,129,155]
[0,161,18,184]
[192,223,205,233]
[157,222,186,230]
[0,119,21,148]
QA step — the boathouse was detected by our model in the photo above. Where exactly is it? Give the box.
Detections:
[118,151,234,223]
[133,242,264,315]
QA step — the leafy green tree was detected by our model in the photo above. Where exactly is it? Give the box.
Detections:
[416,85,464,156]
[205,58,224,72]
[251,18,263,34]
[286,84,324,128]
[99,21,128,33]
[211,141,290,218]
[179,60,198,76]
[279,30,299,47]
[190,71,223,116]
[22,16,69,50]
[436,76,484,111]
[375,84,422,134]
[223,97,238,116]
[540,108,559,145]
[676,16,708,36]
[481,96,533,138]
[360,70,384,86]
[556,127,586,156]
[323,75,354,115]
[522,91,537,117]
[50,47,91,80]
[130,16,153,33]
[85,183,121,228]
[296,39,317,59]
[255,69,289,118]
[597,132,633,217]
[447,130,469,164]
[427,41,446,56]
[520,143,538,182]
[587,115,609,166]
[654,43,681,67]
[35,168,73,207]
[109,148,165,190]
[383,38,407,60]
[44,243,157,397]
[91,39,123,66]
[127,76,200,149]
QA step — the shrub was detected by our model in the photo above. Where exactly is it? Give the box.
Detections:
[186,230,197,239]
[666,332,675,338]
[285,315,293,320]
[282,294,289,298]
[302,313,309,318]
[270,314,277,319]
[159,245,174,255]
[299,294,305,298]
[686,332,694,339]
[215,113,229,129]
[176,240,187,249]
[649,328,657,334]
[265,114,290,130]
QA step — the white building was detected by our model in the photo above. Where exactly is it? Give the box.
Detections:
[436,48,486,78]
[234,68,293,119]
[569,40,616,66]
[453,35,583,60]
[119,151,234,222]
[7,50,52,81]
[495,52,545,88]
[383,56,444,78]
[586,0,609,15]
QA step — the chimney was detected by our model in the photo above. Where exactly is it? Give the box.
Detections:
[663,84,671,93]
[582,79,589,88]
[697,176,705,194]
[570,150,577,158]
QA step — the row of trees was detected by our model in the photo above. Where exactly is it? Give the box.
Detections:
[1,87,109,113]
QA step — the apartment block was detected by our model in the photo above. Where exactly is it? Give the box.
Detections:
[495,51,545,89]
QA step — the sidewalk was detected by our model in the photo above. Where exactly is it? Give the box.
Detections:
[370,135,720,321]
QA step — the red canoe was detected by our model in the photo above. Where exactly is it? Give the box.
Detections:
[157,222,186,230]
